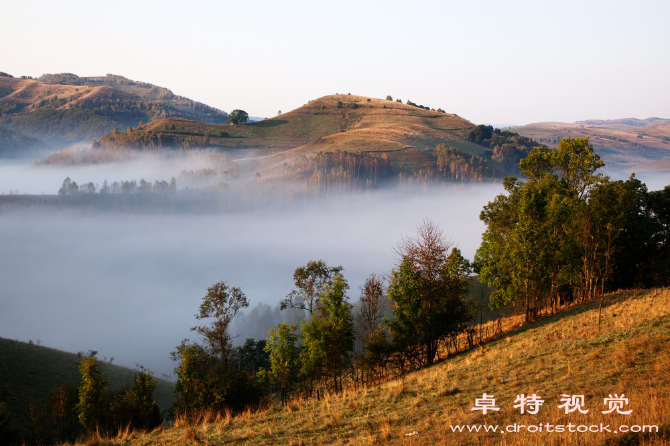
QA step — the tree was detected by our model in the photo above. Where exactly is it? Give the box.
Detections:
[387,220,472,366]
[385,95,393,101]
[236,338,270,374]
[300,273,355,393]
[228,109,249,125]
[170,340,213,414]
[356,273,386,346]
[261,322,301,403]
[110,366,161,431]
[280,260,343,314]
[519,137,605,199]
[191,281,249,365]
[77,356,110,431]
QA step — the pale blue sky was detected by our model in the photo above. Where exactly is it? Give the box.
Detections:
[2,0,669,125]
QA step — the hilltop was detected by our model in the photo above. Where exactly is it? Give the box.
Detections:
[513,118,670,173]
[0,72,228,148]
[0,337,175,440]
[66,287,670,445]
[39,94,539,185]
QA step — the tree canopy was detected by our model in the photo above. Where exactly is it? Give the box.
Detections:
[228,109,249,125]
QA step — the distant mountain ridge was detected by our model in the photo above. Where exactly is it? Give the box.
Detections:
[0,72,228,148]
[513,118,670,172]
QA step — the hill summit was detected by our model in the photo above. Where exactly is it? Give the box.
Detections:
[0,72,228,147]
[40,94,540,185]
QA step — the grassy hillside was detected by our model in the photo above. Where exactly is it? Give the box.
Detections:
[0,72,228,146]
[127,94,484,156]
[39,95,540,185]
[94,287,670,445]
[0,338,175,438]
[513,119,670,172]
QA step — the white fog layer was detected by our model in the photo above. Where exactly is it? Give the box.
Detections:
[0,183,503,378]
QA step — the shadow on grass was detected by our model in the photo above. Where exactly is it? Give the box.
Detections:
[439,289,649,363]
[248,119,288,128]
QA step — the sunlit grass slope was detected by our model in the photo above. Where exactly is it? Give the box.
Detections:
[101,287,670,446]
[142,94,484,163]
[0,338,175,435]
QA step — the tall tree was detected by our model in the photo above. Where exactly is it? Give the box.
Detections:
[280,260,343,314]
[356,273,386,347]
[301,273,355,393]
[387,220,472,366]
[228,109,249,125]
[191,281,249,365]
[261,323,301,403]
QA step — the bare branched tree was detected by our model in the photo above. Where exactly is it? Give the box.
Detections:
[356,273,387,346]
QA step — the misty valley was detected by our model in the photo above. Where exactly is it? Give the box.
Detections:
[1,73,669,446]
[0,162,501,379]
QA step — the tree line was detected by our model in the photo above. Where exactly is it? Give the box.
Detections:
[58,177,177,195]
[171,222,475,413]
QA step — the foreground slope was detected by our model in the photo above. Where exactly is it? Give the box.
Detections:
[0,338,175,436]
[95,288,670,445]
[0,72,228,147]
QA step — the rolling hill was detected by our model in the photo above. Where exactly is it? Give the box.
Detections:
[512,118,670,173]
[0,72,228,148]
[38,94,539,185]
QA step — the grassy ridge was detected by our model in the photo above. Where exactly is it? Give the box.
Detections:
[98,287,670,445]
[40,95,527,185]
[0,338,175,437]
[0,73,228,146]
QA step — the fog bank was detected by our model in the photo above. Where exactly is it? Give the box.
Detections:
[0,184,502,378]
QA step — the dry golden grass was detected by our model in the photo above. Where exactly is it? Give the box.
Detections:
[71,287,670,445]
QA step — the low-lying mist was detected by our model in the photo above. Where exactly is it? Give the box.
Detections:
[0,151,235,196]
[2,153,666,381]
[0,181,503,379]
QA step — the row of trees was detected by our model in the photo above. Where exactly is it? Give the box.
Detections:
[285,150,394,192]
[435,144,499,181]
[58,177,177,195]
[172,222,475,412]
